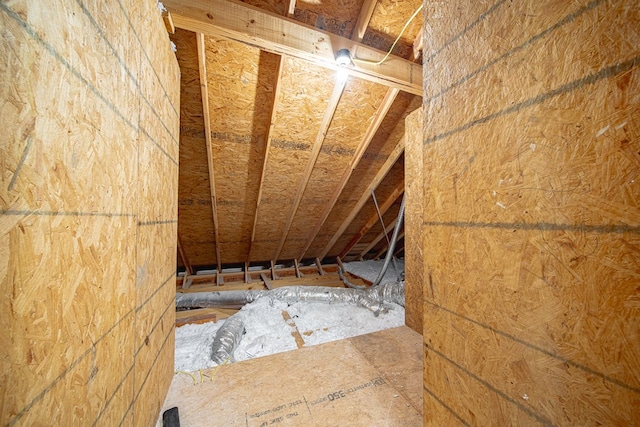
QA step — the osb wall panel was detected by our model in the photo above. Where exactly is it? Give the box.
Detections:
[250,57,335,262]
[421,0,640,425]
[307,93,420,257]
[281,77,389,259]
[172,29,217,268]
[404,108,423,334]
[206,37,278,263]
[0,0,179,425]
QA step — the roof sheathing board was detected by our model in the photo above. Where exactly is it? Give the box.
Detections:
[172,29,218,268]
[205,37,279,264]
[363,0,423,59]
[280,77,389,259]
[240,0,287,15]
[328,157,405,257]
[250,56,336,262]
[293,0,365,37]
[305,93,419,256]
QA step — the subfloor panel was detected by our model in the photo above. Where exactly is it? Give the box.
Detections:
[160,326,422,426]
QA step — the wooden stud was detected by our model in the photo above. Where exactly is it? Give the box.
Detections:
[244,262,251,283]
[283,0,296,17]
[177,232,193,276]
[315,257,325,276]
[353,0,378,42]
[294,259,302,278]
[163,0,422,95]
[274,78,347,261]
[216,272,224,286]
[338,182,404,259]
[317,135,405,260]
[299,88,401,261]
[196,33,222,272]
[270,260,278,280]
[162,10,176,34]
[412,27,423,60]
[260,272,273,290]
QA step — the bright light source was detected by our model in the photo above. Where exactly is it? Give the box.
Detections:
[335,48,351,67]
[337,66,349,82]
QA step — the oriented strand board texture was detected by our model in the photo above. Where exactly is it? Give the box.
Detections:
[206,36,278,264]
[308,93,420,258]
[421,0,640,425]
[250,57,335,262]
[404,108,422,335]
[293,0,364,37]
[281,77,389,260]
[364,0,423,59]
[0,1,179,425]
[172,29,217,269]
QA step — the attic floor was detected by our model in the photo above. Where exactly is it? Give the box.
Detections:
[158,326,423,426]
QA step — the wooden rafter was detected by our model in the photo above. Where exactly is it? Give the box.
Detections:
[317,135,405,260]
[274,79,346,261]
[315,257,325,275]
[298,88,400,260]
[373,231,404,259]
[163,0,422,95]
[247,56,285,263]
[177,232,193,275]
[357,216,399,259]
[283,0,296,17]
[197,32,222,273]
[352,0,378,43]
[338,182,404,259]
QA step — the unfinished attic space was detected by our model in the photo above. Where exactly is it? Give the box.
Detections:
[1,0,639,425]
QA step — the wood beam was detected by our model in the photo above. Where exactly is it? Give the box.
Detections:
[247,56,285,263]
[177,232,193,276]
[413,27,423,60]
[197,33,222,273]
[294,259,302,278]
[260,272,273,290]
[274,78,346,261]
[270,260,278,280]
[244,262,251,283]
[374,231,404,259]
[317,135,405,260]
[163,0,422,95]
[357,217,399,259]
[283,0,296,17]
[338,182,404,259]
[352,0,377,42]
[298,88,400,260]
[315,257,325,276]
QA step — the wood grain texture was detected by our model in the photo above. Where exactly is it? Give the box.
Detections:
[0,0,179,424]
[419,0,640,424]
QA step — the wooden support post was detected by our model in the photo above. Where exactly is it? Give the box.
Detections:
[197,32,222,273]
[294,259,302,278]
[315,257,325,276]
[270,260,278,280]
[177,232,193,276]
[260,273,273,290]
[245,262,251,283]
[216,271,224,286]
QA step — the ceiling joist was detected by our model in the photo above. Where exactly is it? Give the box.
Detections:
[163,0,422,95]
[197,32,222,272]
[318,134,405,260]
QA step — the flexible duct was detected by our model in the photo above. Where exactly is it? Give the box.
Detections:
[210,315,245,364]
[185,281,405,364]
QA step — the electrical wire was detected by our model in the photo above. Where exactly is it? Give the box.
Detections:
[352,4,423,66]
